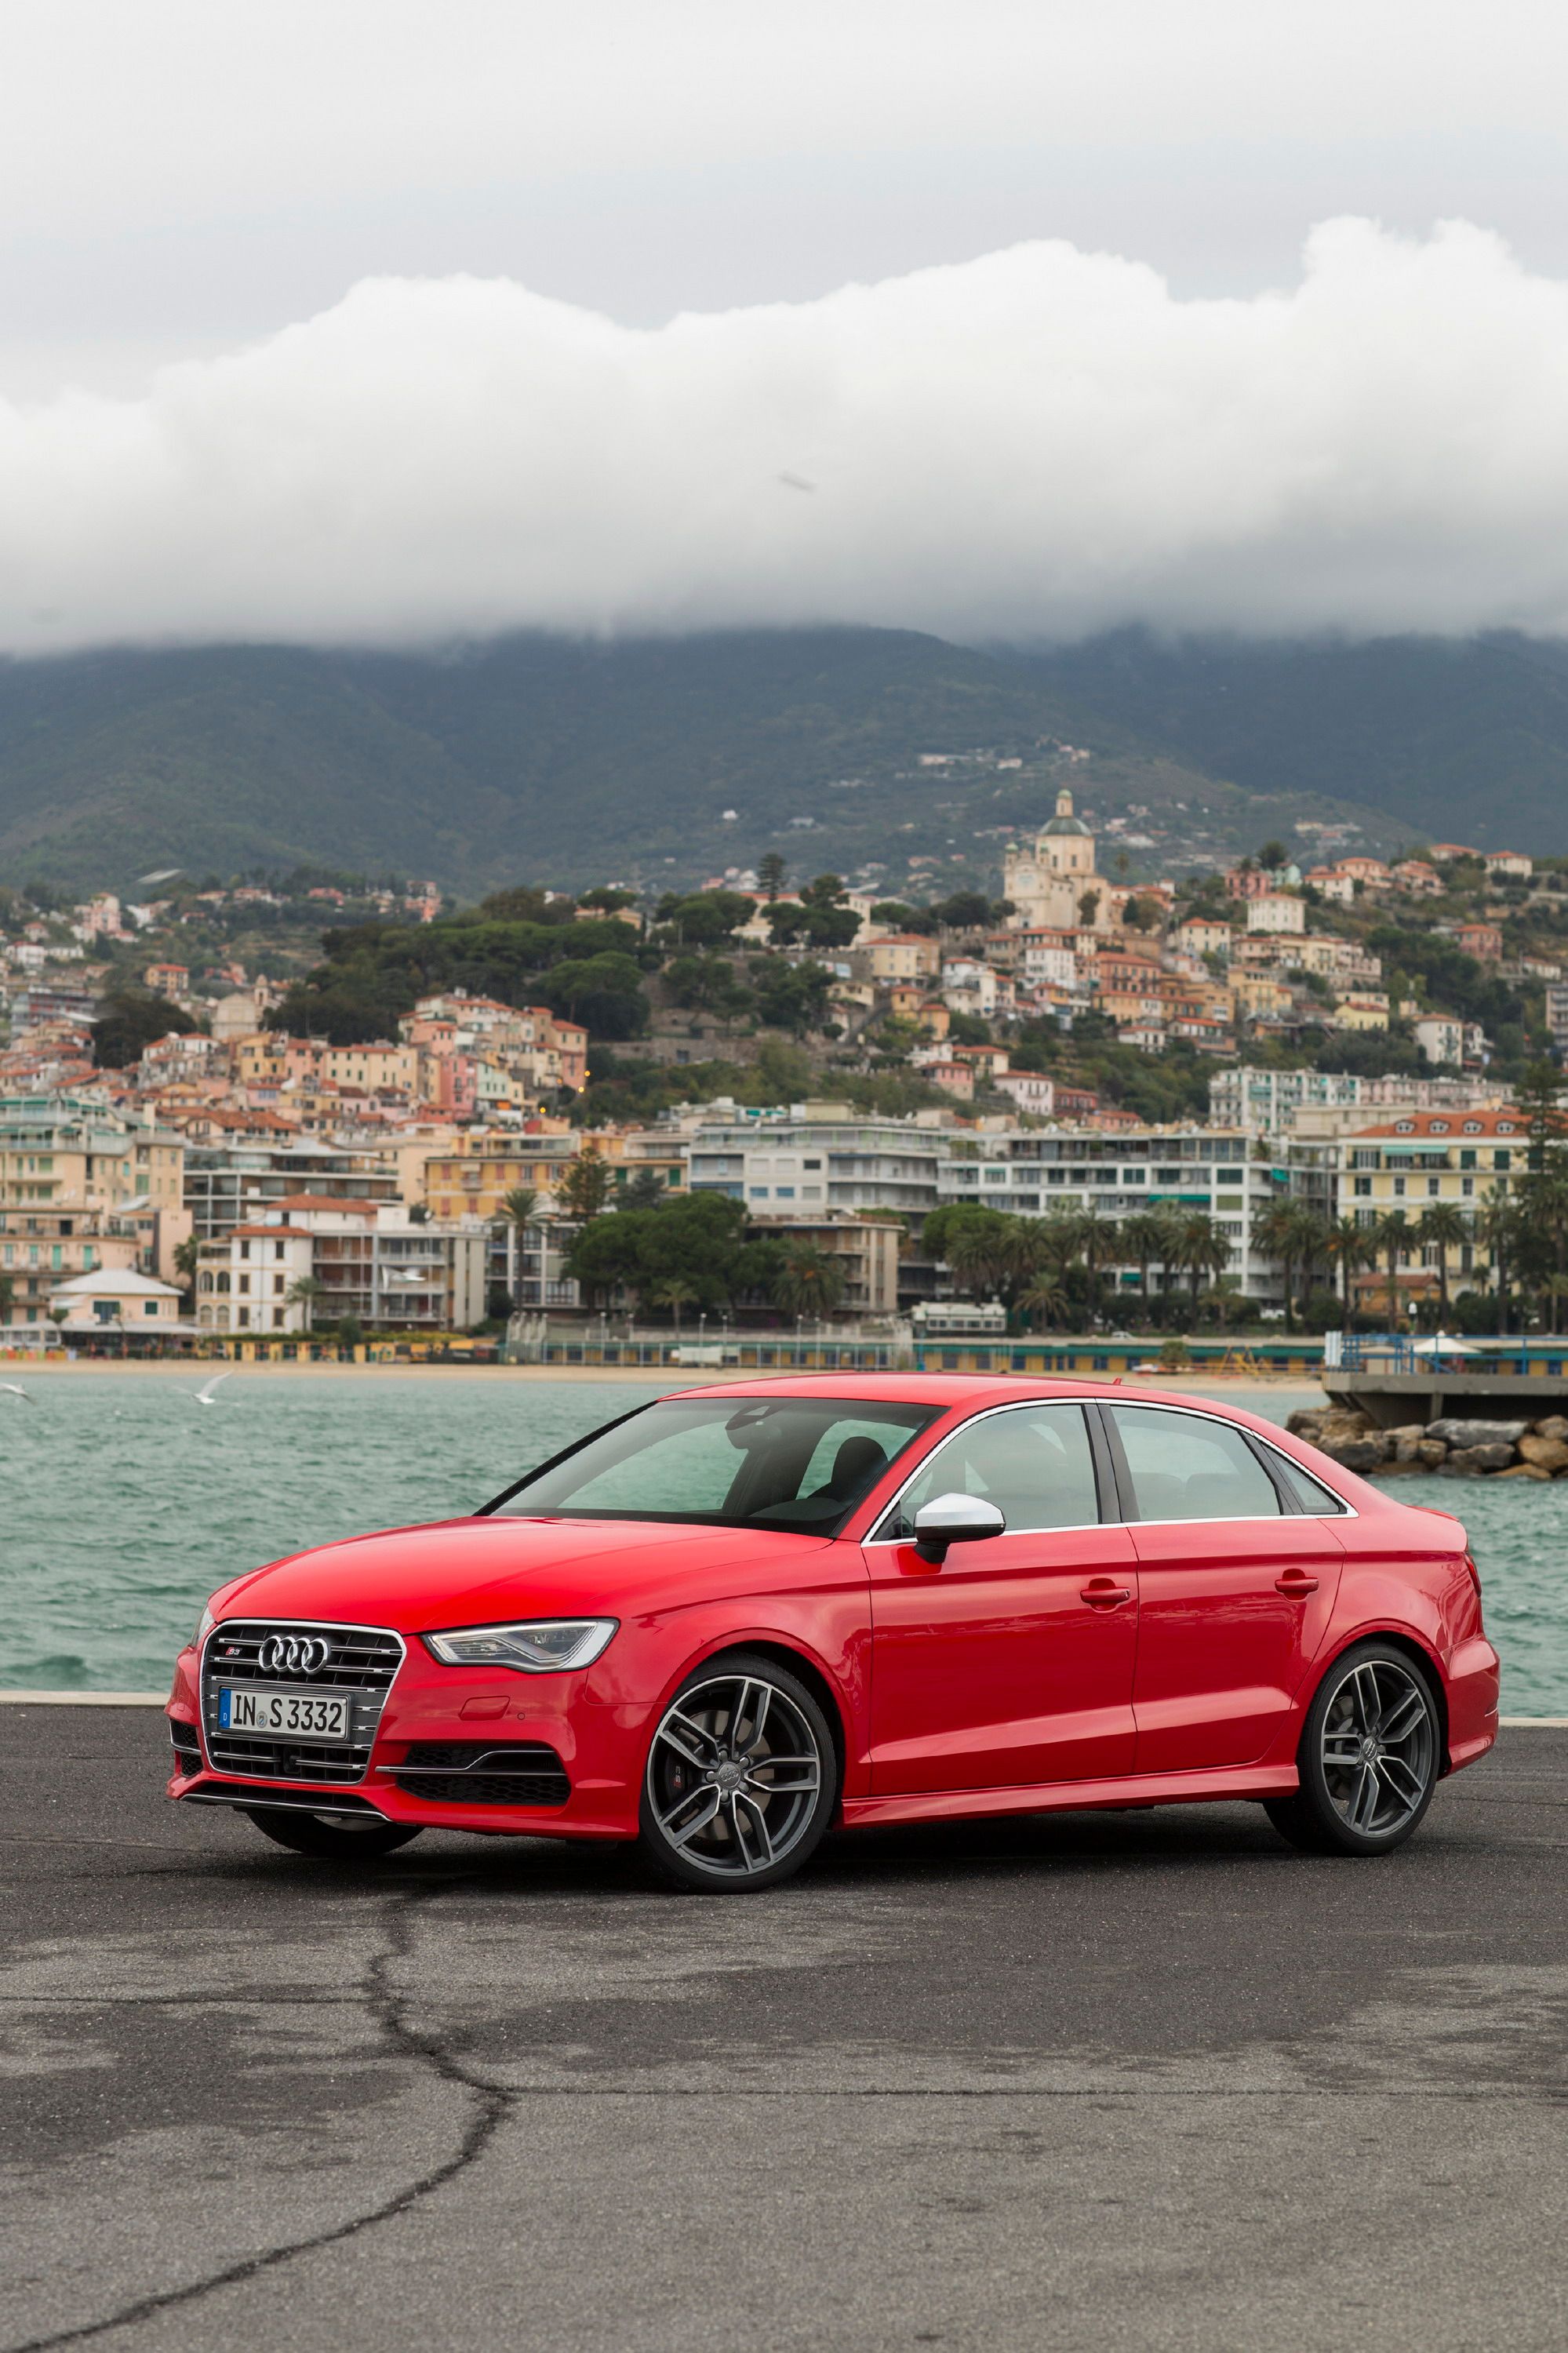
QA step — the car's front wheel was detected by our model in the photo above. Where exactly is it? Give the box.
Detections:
[639,1651,839,1892]
[243,1808,423,1860]
[1265,1641,1441,1857]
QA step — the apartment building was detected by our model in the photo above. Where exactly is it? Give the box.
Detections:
[934,1124,1282,1303]
[195,1198,485,1336]
[183,1139,402,1240]
[1288,1107,1526,1300]
[1210,1066,1506,1133]
[689,1106,950,1217]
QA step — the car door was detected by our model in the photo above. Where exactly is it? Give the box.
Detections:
[1101,1402,1348,1774]
[865,1402,1139,1794]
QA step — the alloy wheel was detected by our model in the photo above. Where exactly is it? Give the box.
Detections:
[646,1671,824,1882]
[1319,1658,1436,1838]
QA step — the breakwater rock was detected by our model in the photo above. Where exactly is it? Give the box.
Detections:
[1287,1407,1568,1479]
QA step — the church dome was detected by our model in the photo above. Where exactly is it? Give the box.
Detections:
[1042,787,1091,837]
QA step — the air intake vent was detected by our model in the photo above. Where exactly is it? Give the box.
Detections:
[392,1740,570,1806]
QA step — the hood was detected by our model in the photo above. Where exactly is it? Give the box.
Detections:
[213,1514,833,1634]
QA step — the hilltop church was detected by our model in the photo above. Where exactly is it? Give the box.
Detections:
[1002,787,1104,930]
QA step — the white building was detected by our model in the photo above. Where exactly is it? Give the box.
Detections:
[1413,1016,1464,1067]
[1245,895,1306,935]
[689,1105,951,1215]
[935,1125,1284,1304]
[47,1265,186,1337]
[195,1198,486,1335]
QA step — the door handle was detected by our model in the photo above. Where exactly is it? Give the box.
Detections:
[1080,1579,1133,1609]
[1275,1570,1319,1597]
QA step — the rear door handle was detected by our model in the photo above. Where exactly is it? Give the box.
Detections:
[1080,1578,1133,1609]
[1275,1570,1319,1597]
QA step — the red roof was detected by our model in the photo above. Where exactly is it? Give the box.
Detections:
[1348,1110,1520,1138]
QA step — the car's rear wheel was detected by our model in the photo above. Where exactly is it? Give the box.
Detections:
[243,1808,423,1860]
[639,1651,839,1892]
[1265,1642,1441,1857]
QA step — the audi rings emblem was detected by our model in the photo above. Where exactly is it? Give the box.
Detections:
[258,1633,333,1677]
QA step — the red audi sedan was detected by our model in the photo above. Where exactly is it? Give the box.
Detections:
[166,1375,1499,1890]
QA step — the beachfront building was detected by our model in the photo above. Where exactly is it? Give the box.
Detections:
[935,1124,1284,1307]
[193,1198,486,1337]
[182,1138,402,1241]
[1288,1108,1524,1312]
[45,1266,187,1345]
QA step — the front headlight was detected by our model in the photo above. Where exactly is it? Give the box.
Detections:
[194,1604,215,1649]
[422,1618,618,1673]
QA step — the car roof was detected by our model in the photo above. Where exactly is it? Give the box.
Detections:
[662,1371,1238,1417]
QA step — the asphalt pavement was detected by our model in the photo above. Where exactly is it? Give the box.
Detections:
[2,1707,1566,2353]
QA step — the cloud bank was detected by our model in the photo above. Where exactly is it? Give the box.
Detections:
[6,217,1568,656]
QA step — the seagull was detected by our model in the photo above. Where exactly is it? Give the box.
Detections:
[0,1381,30,1400]
[190,1370,232,1406]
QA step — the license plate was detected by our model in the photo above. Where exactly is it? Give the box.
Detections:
[218,1686,351,1740]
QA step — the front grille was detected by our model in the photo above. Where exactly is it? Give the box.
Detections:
[169,1722,202,1770]
[392,1740,570,1807]
[201,1620,403,1784]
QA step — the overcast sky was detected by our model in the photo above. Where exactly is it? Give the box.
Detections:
[5,0,1568,653]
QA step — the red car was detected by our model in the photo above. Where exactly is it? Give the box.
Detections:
[166,1374,1499,1891]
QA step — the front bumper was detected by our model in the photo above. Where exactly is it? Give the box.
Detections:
[166,1638,650,1839]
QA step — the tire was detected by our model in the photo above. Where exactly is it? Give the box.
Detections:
[1265,1641,1441,1857]
[639,1650,839,1893]
[244,1807,423,1860]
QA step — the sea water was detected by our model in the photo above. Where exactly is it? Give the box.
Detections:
[2,1374,1563,1711]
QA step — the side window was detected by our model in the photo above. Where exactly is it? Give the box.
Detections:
[1108,1406,1281,1522]
[1265,1447,1349,1515]
[882,1406,1101,1537]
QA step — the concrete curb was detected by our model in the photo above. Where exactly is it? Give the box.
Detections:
[0,1691,169,1706]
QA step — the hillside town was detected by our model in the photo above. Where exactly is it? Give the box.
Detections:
[5,793,1568,1355]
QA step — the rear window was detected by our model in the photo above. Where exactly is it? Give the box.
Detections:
[486,1395,938,1534]
[1264,1446,1349,1515]
[1108,1404,1282,1523]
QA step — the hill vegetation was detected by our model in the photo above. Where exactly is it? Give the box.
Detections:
[0,627,1394,896]
[1024,629,1568,852]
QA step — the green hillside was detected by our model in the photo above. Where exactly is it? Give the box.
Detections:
[1022,630,1568,851]
[0,625,1480,897]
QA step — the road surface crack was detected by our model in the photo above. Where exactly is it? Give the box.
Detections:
[9,1876,511,2353]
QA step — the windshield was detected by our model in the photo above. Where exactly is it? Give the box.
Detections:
[485,1396,940,1534]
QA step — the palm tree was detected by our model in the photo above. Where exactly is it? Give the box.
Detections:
[1017,1274,1069,1332]
[1119,1209,1168,1321]
[1176,1212,1231,1305]
[1476,1194,1519,1338]
[1250,1198,1303,1331]
[0,1271,14,1329]
[648,1275,699,1333]
[1275,1203,1330,1320]
[772,1246,846,1323]
[1322,1214,1376,1321]
[1374,1209,1411,1325]
[500,1185,540,1300]
[945,1224,1007,1304]
[1077,1216,1123,1328]
[285,1275,325,1332]
[173,1235,199,1287]
[1416,1202,1469,1323]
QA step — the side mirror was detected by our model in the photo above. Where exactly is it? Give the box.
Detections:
[912,1492,1006,1565]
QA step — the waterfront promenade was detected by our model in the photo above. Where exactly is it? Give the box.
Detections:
[3,1704,1564,2351]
